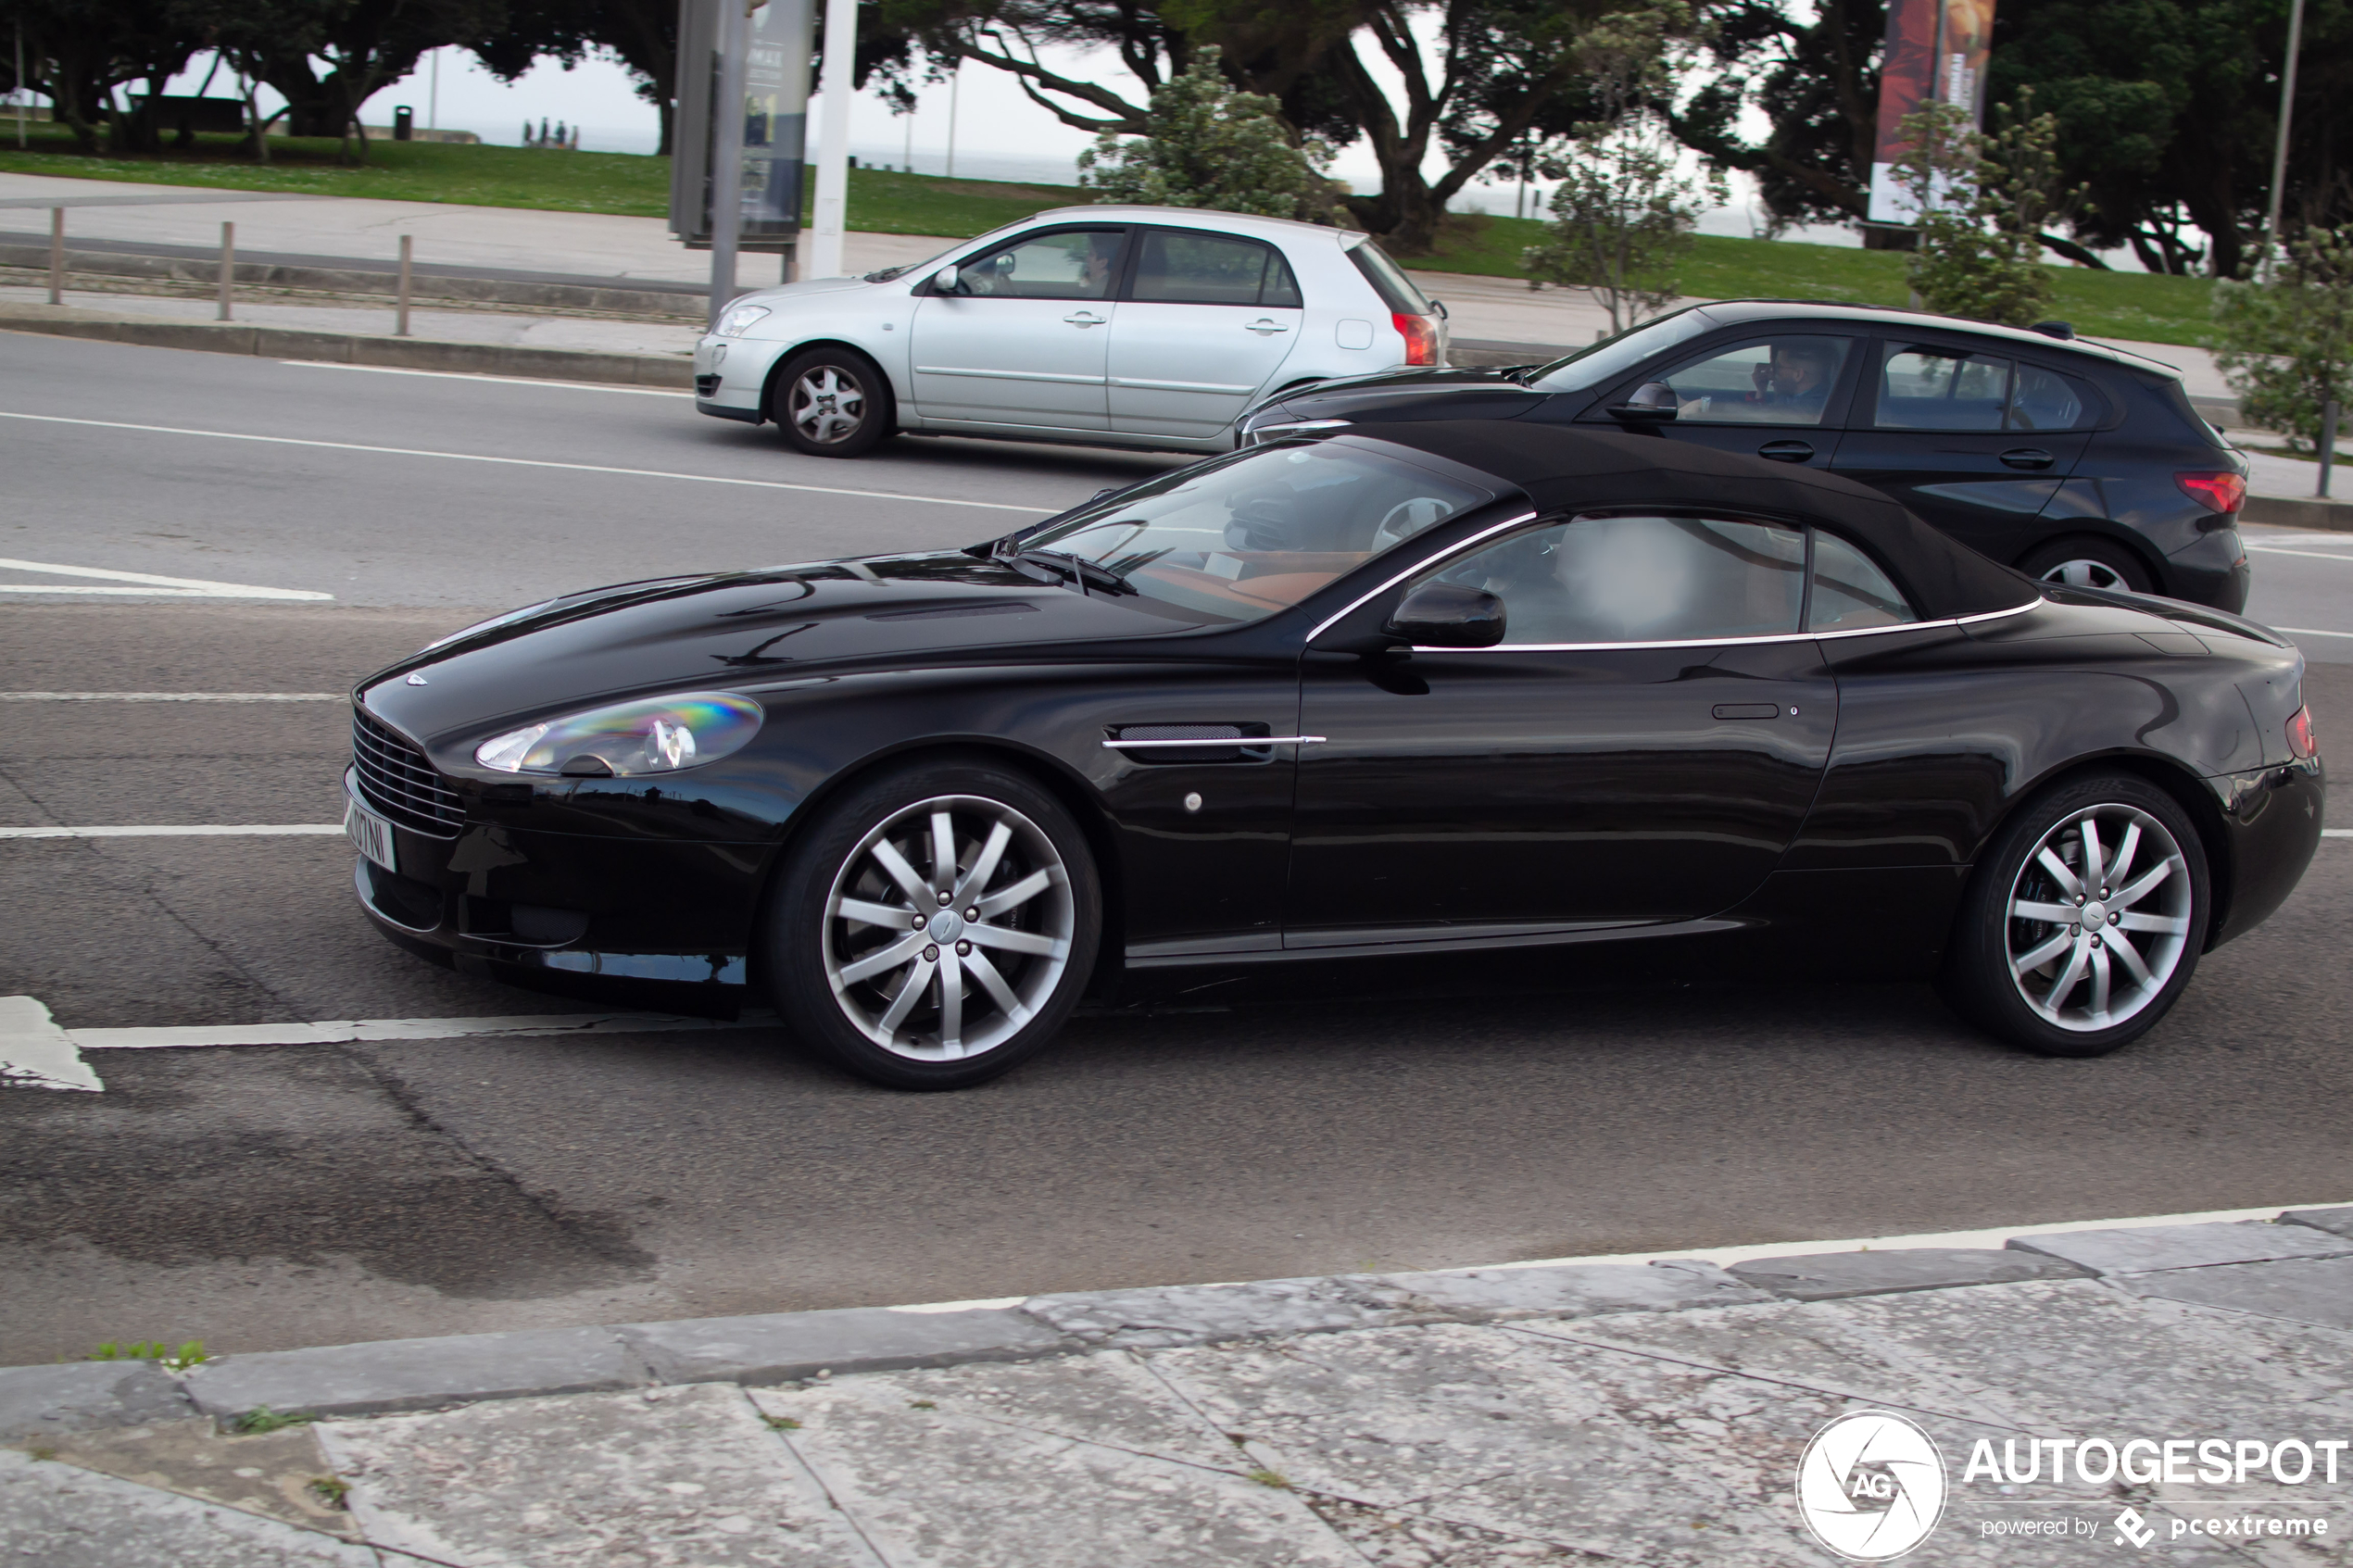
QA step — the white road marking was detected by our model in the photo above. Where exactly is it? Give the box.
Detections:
[76,1007,774,1051]
[0,557,333,601]
[285,362,690,396]
[2280,626,2353,638]
[0,824,343,839]
[0,691,344,702]
[0,411,1056,515]
[0,997,102,1091]
[2246,545,2353,561]
[2326,828,2352,837]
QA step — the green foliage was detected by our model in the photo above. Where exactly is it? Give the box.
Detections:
[307,1475,351,1506]
[1076,47,1340,222]
[1520,2,1723,332]
[232,1406,318,1434]
[2213,227,2353,453]
[762,1414,802,1431]
[88,1339,209,1372]
[1895,94,2077,328]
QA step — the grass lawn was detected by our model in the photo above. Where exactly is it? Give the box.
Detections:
[0,127,2214,345]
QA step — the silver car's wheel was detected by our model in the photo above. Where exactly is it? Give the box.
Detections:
[2004,803,2195,1032]
[789,365,867,446]
[819,794,1076,1062]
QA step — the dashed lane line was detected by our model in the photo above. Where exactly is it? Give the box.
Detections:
[0,411,1057,515]
[0,557,333,601]
[285,362,691,396]
[0,692,345,701]
[0,824,344,839]
[2244,545,2353,560]
[2282,626,2353,638]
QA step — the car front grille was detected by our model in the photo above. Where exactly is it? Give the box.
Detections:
[352,708,463,837]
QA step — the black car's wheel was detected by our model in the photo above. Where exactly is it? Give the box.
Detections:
[2019,536,2154,595]
[772,347,890,458]
[1940,772,2208,1058]
[767,758,1099,1089]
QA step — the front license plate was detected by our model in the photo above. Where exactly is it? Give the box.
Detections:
[345,792,397,873]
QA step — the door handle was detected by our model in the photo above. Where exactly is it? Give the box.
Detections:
[2000,447,2055,470]
[1063,311,1108,328]
[1245,319,1290,335]
[1756,440,1814,463]
[1711,703,1781,721]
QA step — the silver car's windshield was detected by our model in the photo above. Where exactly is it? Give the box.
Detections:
[1015,443,1491,626]
[1524,307,1718,393]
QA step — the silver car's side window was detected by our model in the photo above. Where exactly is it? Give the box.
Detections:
[1658,336,1852,426]
[1431,514,1806,645]
[1131,231,1302,307]
[957,230,1126,301]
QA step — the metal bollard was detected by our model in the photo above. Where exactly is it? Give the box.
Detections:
[218,221,234,321]
[47,206,61,306]
[396,234,412,336]
[2320,399,2340,499]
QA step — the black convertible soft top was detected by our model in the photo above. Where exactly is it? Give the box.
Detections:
[1359,420,2039,621]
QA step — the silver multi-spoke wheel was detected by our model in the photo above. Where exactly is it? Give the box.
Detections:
[2039,558,2128,590]
[820,795,1075,1061]
[2004,803,2194,1032]
[788,366,867,445]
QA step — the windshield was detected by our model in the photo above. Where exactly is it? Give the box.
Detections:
[1015,443,1491,625]
[1524,306,1718,393]
[865,241,963,283]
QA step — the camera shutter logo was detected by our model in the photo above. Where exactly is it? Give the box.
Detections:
[1795,1411,1948,1561]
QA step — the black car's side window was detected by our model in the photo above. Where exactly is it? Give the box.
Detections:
[2006,363,2089,431]
[1654,336,1853,427]
[1131,230,1302,307]
[1877,345,2014,430]
[1809,532,1919,631]
[1429,514,1807,645]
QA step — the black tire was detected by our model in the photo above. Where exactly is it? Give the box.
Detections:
[765,757,1100,1089]
[1939,771,2210,1058]
[2018,536,2156,595]
[770,346,892,458]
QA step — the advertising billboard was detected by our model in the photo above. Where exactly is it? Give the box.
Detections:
[1865,0,1996,224]
[670,0,812,252]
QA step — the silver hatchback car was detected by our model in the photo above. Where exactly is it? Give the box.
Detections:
[691,205,1450,458]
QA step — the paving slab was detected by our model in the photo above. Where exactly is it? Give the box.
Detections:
[1378,1258,1768,1319]
[2009,1219,2353,1274]
[2282,1204,2353,1240]
[749,1374,1362,1568]
[0,1446,377,1567]
[2111,1255,2353,1331]
[29,1417,354,1538]
[621,1304,1072,1386]
[318,1380,876,1566]
[0,1359,195,1439]
[1023,1274,1416,1349]
[185,1324,646,1421]
[1729,1247,2090,1301]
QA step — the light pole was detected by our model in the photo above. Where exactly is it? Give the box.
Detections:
[708,0,752,330]
[807,0,856,279]
[2261,0,2308,276]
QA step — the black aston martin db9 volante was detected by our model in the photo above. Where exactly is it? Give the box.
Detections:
[345,424,2322,1088]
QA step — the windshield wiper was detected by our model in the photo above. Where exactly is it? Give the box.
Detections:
[1009,547,1138,596]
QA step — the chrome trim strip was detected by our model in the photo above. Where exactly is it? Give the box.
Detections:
[912,366,1105,386]
[1303,509,1540,643]
[1111,376,1259,394]
[1411,596,2044,654]
[1102,735,1326,748]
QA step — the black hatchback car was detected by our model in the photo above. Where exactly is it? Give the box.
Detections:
[1239,300,2253,611]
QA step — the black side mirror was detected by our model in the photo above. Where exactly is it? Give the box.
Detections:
[1384,583,1505,648]
[1605,381,1680,423]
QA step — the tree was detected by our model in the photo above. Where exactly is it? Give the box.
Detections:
[0,0,200,154]
[1894,94,2078,328]
[484,0,679,155]
[2213,225,2353,452]
[1076,46,1341,220]
[1521,1,1722,332]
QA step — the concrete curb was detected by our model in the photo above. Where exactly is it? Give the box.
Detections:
[5,1204,2347,1438]
[0,302,692,389]
[2244,493,2353,532]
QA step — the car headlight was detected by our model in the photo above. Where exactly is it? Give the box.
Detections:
[715,303,771,337]
[475,693,763,777]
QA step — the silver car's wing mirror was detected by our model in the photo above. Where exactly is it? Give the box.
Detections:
[932,264,962,295]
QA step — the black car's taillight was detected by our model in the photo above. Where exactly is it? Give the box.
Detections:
[2288,704,2318,760]
[1393,312,1438,367]
[2176,470,2247,514]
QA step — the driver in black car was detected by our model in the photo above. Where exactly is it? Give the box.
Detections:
[1743,340,1837,418]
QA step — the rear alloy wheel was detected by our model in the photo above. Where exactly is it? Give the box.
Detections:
[2019,537,2154,595]
[1940,773,2208,1058]
[772,347,889,458]
[769,760,1099,1088]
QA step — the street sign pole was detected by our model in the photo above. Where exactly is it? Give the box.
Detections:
[2262,0,2308,279]
[708,0,751,331]
[807,0,855,279]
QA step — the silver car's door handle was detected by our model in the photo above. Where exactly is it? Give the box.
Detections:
[1063,311,1108,327]
[1245,319,1290,335]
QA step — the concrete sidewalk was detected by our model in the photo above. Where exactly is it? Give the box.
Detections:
[6,1207,2350,1565]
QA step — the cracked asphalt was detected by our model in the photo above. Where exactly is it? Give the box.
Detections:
[0,331,2347,1368]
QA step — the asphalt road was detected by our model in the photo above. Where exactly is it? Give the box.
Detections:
[1,329,2348,1368]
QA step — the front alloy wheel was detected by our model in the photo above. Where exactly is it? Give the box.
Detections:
[1941,772,2208,1058]
[770,759,1099,1088]
[772,347,889,458]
